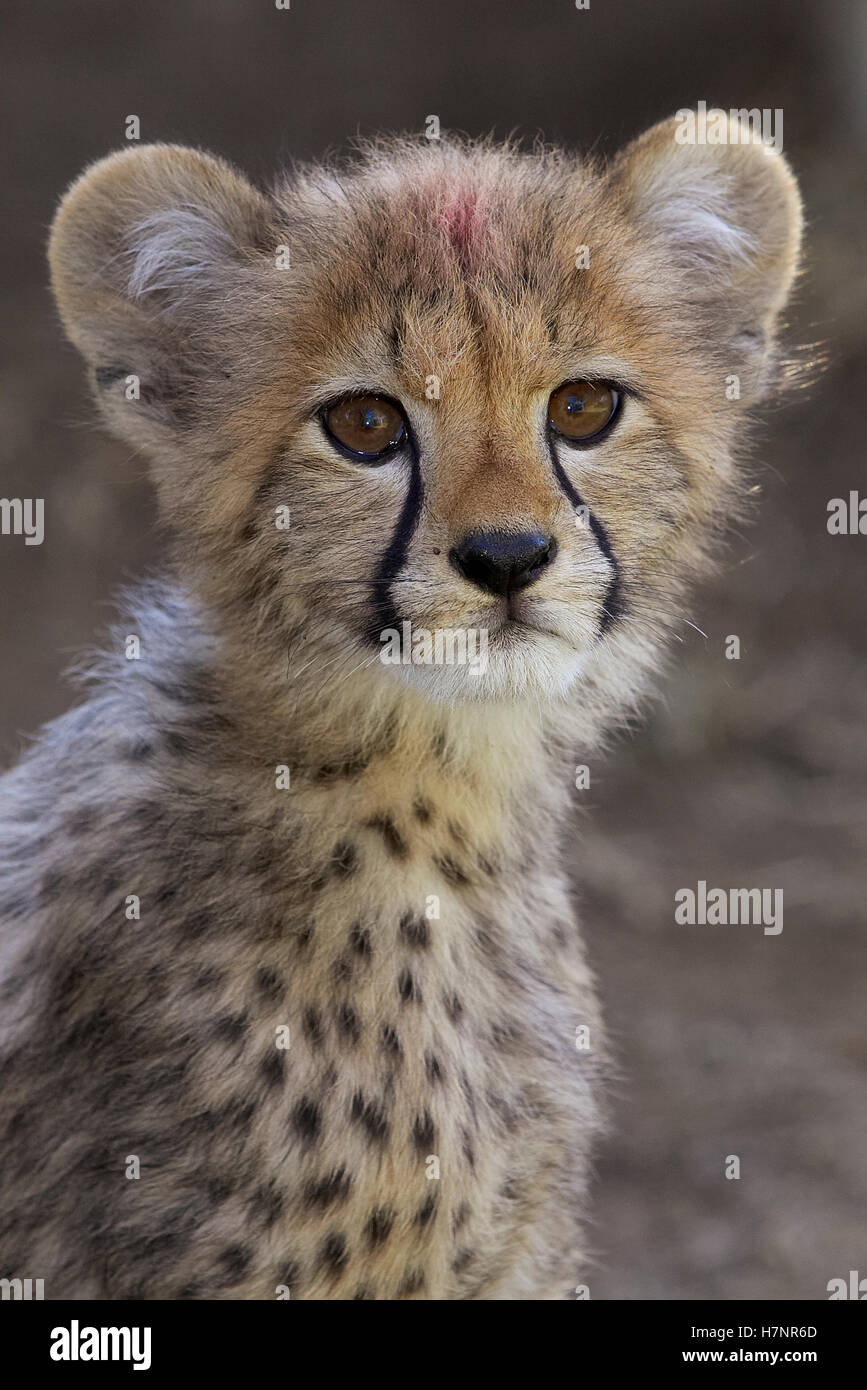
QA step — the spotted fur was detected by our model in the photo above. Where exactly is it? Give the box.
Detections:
[0,117,802,1299]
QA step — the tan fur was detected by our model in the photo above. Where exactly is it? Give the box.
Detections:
[0,118,802,1299]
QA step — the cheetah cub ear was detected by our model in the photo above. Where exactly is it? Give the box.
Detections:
[612,112,803,400]
[48,144,275,456]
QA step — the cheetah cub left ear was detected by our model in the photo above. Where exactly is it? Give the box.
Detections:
[48,144,277,500]
[611,113,803,402]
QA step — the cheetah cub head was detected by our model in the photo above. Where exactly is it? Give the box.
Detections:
[49,118,801,708]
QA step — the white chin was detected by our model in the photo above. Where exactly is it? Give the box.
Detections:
[379,629,587,704]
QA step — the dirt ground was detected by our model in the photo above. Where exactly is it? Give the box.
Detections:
[1,0,864,1299]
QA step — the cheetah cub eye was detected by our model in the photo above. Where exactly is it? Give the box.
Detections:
[321,393,408,462]
[547,380,620,444]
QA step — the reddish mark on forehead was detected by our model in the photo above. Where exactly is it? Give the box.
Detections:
[410,174,490,268]
[440,186,486,255]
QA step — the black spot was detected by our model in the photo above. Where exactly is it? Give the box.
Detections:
[332,841,358,878]
[433,854,470,887]
[425,1052,444,1084]
[399,911,430,950]
[475,921,499,953]
[219,1096,256,1131]
[254,966,285,1004]
[153,881,178,906]
[183,907,217,940]
[212,1012,248,1044]
[412,797,434,824]
[415,1194,438,1228]
[291,1097,322,1144]
[349,922,371,957]
[260,1048,285,1089]
[320,1232,348,1275]
[489,1091,519,1133]
[491,1022,524,1051]
[445,993,464,1023]
[412,1111,436,1154]
[165,729,195,757]
[331,953,353,984]
[314,752,369,783]
[431,728,448,762]
[302,1006,325,1047]
[397,1269,425,1296]
[296,923,315,950]
[352,1285,375,1300]
[364,1206,395,1247]
[336,1003,361,1045]
[250,1184,285,1227]
[398,969,421,1004]
[191,965,225,994]
[452,1202,470,1232]
[218,1244,253,1282]
[65,1004,118,1052]
[350,1091,390,1144]
[462,1133,476,1169]
[380,1023,401,1057]
[460,1072,478,1124]
[451,1247,474,1273]
[303,1166,352,1209]
[365,814,408,859]
[206,1175,235,1204]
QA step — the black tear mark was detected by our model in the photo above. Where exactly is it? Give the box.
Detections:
[370,434,424,642]
[547,436,623,634]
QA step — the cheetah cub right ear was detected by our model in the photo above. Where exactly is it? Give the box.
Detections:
[48,144,277,501]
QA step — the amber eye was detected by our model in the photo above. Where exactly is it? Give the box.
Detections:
[547,380,619,442]
[322,394,407,460]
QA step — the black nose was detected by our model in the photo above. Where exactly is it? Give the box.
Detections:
[450,530,557,596]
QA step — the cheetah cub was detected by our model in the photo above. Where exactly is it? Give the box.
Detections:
[0,117,801,1300]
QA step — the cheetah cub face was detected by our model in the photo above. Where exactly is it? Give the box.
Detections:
[50,119,801,707]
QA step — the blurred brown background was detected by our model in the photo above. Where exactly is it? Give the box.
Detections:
[1,0,864,1299]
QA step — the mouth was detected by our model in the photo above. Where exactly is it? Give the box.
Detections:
[488,598,566,644]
